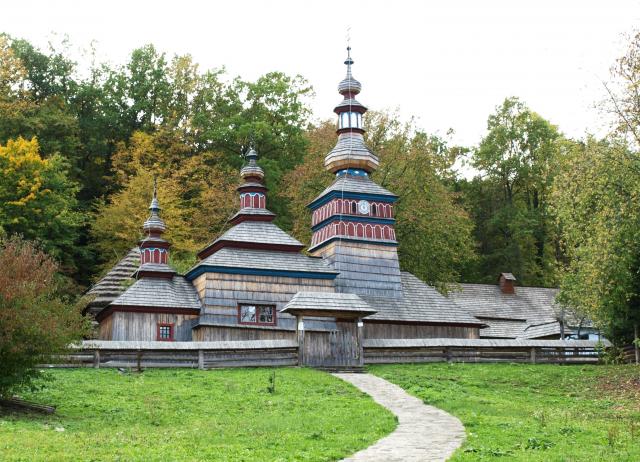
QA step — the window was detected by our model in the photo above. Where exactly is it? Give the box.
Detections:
[371,203,377,216]
[157,323,174,341]
[238,304,276,325]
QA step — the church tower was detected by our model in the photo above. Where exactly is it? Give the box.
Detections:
[136,179,176,279]
[308,47,402,298]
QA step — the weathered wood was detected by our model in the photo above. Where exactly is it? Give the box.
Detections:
[102,312,198,341]
[0,398,55,414]
[364,323,478,340]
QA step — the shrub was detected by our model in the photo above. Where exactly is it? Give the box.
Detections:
[0,236,88,397]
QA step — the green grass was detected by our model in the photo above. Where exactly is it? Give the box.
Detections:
[0,368,396,462]
[370,363,640,461]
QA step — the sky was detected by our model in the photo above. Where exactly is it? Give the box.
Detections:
[1,0,639,147]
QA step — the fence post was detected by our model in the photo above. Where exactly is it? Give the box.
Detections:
[94,350,100,369]
[530,348,536,364]
[198,349,204,370]
[635,324,639,366]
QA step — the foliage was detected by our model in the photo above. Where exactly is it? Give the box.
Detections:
[0,236,88,398]
[0,368,396,461]
[551,138,640,341]
[91,133,237,269]
[0,137,83,272]
[371,363,640,461]
[460,97,564,286]
[603,30,640,149]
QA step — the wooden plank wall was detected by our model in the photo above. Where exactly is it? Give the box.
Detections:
[364,323,479,340]
[193,272,335,324]
[193,326,297,342]
[107,312,198,341]
[310,241,403,298]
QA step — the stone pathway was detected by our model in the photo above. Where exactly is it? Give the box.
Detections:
[334,373,465,462]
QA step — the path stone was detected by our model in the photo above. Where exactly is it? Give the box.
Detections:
[334,373,465,462]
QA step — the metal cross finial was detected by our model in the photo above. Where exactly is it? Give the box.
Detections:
[153,176,157,199]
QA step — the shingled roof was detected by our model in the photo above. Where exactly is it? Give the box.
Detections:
[84,248,140,316]
[361,272,484,325]
[282,292,376,318]
[109,275,202,311]
[189,247,338,276]
[448,283,590,339]
[310,175,397,206]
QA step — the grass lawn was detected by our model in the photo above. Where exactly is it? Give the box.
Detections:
[370,363,640,461]
[0,368,396,462]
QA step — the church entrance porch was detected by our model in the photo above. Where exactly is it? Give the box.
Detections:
[281,292,375,371]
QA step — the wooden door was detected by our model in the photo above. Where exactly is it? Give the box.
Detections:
[301,321,361,368]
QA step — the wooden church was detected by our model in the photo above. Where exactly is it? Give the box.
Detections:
[86,48,543,366]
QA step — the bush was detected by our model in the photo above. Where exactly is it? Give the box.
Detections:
[0,236,88,397]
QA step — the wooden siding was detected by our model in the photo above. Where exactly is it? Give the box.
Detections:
[98,314,113,340]
[364,323,479,340]
[193,272,335,327]
[310,240,402,298]
[106,311,198,341]
[193,325,296,342]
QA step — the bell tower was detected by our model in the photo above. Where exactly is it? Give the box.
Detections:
[308,47,402,298]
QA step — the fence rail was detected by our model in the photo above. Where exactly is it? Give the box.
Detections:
[622,344,639,364]
[41,339,609,369]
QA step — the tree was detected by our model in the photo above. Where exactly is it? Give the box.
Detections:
[603,30,640,148]
[462,97,563,286]
[0,137,84,272]
[92,130,237,270]
[552,138,640,342]
[0,236,88,397]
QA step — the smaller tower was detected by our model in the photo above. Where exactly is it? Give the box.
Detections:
[229,146,276,225]
[137,179,175,278]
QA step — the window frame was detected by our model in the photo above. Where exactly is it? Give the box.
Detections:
[156,322,175,342]
[237,303,277,326]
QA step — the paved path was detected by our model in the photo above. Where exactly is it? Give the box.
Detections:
[334,373,465,462]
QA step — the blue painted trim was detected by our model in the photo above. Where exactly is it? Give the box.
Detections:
[308,236,398,253]
[308,191,398,210]
[311,215,395,232]
[336,168,368,177]
[185,265,338,281]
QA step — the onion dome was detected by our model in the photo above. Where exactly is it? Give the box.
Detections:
[143,179,166,234]
[240,147,264,181]
[338,49,362,95]
[325,47,379,174]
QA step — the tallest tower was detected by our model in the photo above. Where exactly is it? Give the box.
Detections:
[308,48,402,298]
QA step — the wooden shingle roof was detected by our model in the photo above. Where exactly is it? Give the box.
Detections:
[448,283,590,339]
[310,175,397,206]
[109,275,202,311]
[191,247,338,276]
[362,272,484,326]
[282,292,376,318]
[84,248,140,315]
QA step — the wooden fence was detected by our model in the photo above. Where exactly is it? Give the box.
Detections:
[363,339,606,365]
[42,338,613,369]
[622,344,639,364]
[48,340,299,369]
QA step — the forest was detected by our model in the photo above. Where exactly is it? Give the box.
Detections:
[1,32,639,344]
